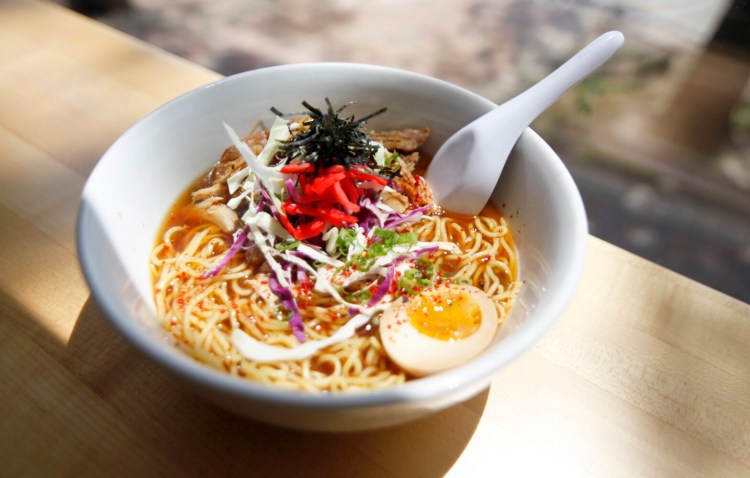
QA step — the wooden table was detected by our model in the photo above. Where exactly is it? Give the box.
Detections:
[1,1,748,476]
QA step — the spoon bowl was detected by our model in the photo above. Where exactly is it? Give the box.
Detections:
[426,31,624,215]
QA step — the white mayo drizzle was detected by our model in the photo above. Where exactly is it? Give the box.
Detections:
[231,304,388,362]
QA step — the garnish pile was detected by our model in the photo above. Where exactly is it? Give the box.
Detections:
[200,99,455,362]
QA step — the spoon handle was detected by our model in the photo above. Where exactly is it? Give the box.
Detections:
[501,31,624,121]
[426,31,624,215]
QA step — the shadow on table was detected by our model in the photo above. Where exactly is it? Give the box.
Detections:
[67,296,486,476]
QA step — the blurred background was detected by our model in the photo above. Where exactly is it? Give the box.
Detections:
[53,0,750,302]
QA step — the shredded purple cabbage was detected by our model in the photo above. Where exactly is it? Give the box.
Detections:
[283,298,306,342]
[359,197,389,230]
[413,245,439,257]
[384,205,432,230]
[285,178,299,203]
[268,274,306,343]
[267,274,285,295]
[255,192,267,212]
[201,226,251,278]
[368,264,396,306]
[258,186,272,208]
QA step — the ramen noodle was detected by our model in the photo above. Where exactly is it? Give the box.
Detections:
[151,100,521,392]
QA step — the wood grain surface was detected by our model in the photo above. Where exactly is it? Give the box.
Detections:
[1,2,748,476]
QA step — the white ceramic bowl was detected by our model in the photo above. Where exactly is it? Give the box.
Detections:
[77,63,587,432]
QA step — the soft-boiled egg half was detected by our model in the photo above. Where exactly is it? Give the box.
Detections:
[379,284,498,377]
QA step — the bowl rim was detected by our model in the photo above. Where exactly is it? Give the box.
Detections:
[77,62,588,409]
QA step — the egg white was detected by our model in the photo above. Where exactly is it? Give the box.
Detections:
[379,284,498,377]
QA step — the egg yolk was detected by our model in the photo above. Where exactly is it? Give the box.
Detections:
[406,290,481,341]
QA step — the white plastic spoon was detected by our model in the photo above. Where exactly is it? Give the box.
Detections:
[425,31,624,215]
